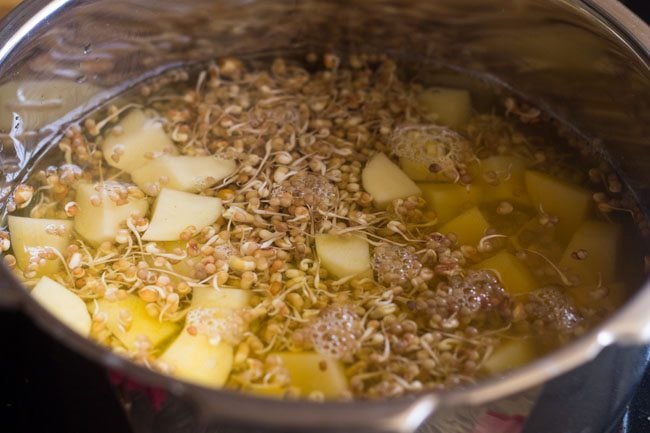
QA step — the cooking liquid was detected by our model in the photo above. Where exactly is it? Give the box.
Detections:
[2,54,648,400]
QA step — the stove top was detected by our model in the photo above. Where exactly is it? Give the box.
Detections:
[623,362,650,433]
[0,311,131,433]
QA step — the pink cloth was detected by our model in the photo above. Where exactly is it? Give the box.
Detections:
[471,411,526,433]
[107,372,527,430]
[108,370,167,410]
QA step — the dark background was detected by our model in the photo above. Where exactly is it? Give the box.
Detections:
[626,1,648,23]
[0,2,648,433]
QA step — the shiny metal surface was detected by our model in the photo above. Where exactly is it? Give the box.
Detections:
[0,1,648,432]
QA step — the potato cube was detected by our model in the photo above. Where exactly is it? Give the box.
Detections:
[160,285,249,387]
[525,170,592,240]
[143,189,223,241]
[439,207,489,246]
[559,220,621,285]
[102,109,177,173]
[482,339,536,374]
[8,216,73,276]
[96,294,181,349]
[361,153,421,208]
[130,155,237,193]
[474,251,537,294]
[471,156,531,206]
[416,87,472,129]
[31,276,91,336]
[274,352,349,399]
[393,125,473,183]
[399,157,444,182]
[418,183,482,223]
[315,234,371,279]
[160,328,234,387]
[191,287,251,310]
[74,182,149,246]
[426,72,498,112]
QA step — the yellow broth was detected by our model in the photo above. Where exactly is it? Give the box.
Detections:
[2,54,648,400]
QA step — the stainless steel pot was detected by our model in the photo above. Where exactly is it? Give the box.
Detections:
[0,1,649,432]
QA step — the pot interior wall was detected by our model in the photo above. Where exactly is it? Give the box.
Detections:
[1,0,648,198]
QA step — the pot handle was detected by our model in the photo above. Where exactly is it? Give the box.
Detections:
[598,285,650,346]
[190,389,438,433]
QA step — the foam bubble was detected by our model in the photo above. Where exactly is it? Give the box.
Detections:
[187,307,245,344]
[526,286,582,331]
[447,270,508,314]
[273,172,337,212]
[391,124,472,180]
[309,305,362,360]
[372,244,422,287]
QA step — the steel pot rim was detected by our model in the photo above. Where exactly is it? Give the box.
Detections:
[0,0,648,430]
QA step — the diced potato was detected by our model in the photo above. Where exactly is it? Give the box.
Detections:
[191,287,251,310]
[474,251,537,295]
[160,328,234,387]
[418,183,482,223]
[439,207,489,246]
[397,126,473,183]
[159,285,249,387]
[74,182,149,246]
[399,157,436,182]
[274,352,349,398]
[361,153,421,208]
[426,72,498,112]
[130,155,237,193]
[482,339,536,374]
[471,156,531,206]
[394,125,473,183]
[96,294,181,349]
[315,234,371,279]
[416,87,472,129]
[399,157,443,182]
[559,220,621,285]
[525,170,592,240]
[31,276,91,336]
[8,216,73,276]
[102,109,177,173]
[142,189,223,241]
